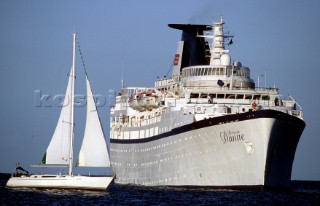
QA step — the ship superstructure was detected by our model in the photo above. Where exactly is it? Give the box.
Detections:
[109,17,305,188]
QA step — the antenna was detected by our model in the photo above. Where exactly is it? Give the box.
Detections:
[121,42,125,89]
[121,59,124,89]
[265,71,267,88]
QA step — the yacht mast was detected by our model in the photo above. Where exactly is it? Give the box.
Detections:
[69,33,76,176]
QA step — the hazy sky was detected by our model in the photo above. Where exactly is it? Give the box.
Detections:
[0,0,319,180]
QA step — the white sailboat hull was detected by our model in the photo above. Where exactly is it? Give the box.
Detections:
[6,175,114,191]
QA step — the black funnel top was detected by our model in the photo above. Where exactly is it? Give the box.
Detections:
[169,24,212,69]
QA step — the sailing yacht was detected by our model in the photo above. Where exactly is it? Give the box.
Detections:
[6,33,114,190]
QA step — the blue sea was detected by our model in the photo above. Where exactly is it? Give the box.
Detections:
[1,174,319,205]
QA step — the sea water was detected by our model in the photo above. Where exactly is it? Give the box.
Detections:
[1,174,319,205]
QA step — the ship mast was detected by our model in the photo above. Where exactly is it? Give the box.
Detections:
[210,16,231,66]
[68,33,76,176]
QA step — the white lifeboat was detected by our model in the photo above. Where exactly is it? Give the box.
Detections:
[129,90,160,111]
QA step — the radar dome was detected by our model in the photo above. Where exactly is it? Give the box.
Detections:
[233,61,242,67]
[220,54,231,66]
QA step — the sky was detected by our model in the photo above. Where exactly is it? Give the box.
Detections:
[0,0,319,180]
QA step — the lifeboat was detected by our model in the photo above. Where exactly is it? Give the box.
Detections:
[128,94,145,111]
[129,90,160,111]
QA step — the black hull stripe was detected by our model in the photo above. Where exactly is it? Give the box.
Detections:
[110,109,305,144]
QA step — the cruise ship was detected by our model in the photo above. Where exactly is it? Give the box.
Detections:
[109,17,305,188]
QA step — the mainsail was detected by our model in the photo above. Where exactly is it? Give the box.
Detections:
[42,67,74,165]
[77,76,110,167]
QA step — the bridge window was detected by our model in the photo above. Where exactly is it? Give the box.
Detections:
[200,93,207,98]
[190,93,199,98]
[245,94,252,99]
[182,67,229,77]
[236,94,244,99]
[217,94,225,99]
[226,94,235,99]
[253,95,261,100]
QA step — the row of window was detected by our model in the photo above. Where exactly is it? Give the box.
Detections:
[181,67,226,77]
[181,66,251,78]
[190,93,270,100]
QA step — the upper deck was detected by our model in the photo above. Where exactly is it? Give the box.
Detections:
[110,17,304,130]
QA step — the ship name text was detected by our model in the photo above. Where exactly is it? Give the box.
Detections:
[220,130,245,143]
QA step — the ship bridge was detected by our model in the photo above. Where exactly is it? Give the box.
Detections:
[180,64,254,89]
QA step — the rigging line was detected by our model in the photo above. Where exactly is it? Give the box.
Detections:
[76,35,88,77]
[76,35,107,139]
[165,62,174,78]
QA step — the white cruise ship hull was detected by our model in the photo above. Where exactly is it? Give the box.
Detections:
[110,110,305,188]
[6,175,114,190]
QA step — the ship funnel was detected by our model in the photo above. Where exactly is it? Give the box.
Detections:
[169,24,212,69]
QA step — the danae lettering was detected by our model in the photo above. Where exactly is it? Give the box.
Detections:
[220,130,245,143]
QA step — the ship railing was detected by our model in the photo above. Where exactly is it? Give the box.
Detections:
[271,108,303,119]
[289,110,303,119]
[183,84,255,91]
[288,95,303,110]
[255,87,279,92]
[273,95,302,109]
[282,96,304,119]
[181,82,278,92]
[155,78,175,87]
[119,112,163,128]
